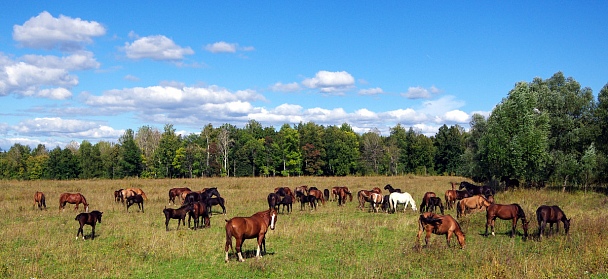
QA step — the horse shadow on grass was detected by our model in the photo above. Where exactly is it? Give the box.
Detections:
[227,250,275,261]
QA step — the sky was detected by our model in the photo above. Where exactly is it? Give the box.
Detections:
[1,2,607,151]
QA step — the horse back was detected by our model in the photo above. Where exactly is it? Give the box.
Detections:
[226,216,266,239]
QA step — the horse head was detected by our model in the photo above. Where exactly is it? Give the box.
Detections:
[269,209,277,230]
[522,219,530,239]
[564,218,571,234]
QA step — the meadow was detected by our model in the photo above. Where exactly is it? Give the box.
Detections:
[0,176,607,279]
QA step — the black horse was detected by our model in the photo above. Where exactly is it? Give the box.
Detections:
[459,181,494,197]
[536,205,571,238]
[75,211,103,240]
[277,195,293,214]
[126,194,144,213]
[267,193,281,210]
[427,197,445,215]
[205,197,226,216]
[383,184,402,193]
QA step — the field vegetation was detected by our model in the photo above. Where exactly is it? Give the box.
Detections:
[1,176,607,278]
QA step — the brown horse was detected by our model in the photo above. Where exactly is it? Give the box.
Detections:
[485,203,529,238]
[59,193,89,212]
[369,193,383,213]
[536,205,571,239]
[416,212,465,249]
[168,187,191,204]
[456,195,491,218]
[114,189,124,203]
[274,187,296,202]
[308,189,326,206]
[126,187,147,200]
[444,190,457,210]
[119,189,136,204]
[333,186,352,206]
[33,191,46,210]
[357,187,382,210]
[75,210,103,240]
[225,208,278,262]
[420,192,437,212]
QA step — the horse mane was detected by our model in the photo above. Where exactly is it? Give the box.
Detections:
[80,194,88,205]
[514,204,526,219]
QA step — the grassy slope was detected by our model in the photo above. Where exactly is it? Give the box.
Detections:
[0,176,606,279]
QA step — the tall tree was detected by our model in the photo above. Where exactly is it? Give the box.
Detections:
[278,124,302,176]
[154,124,180,178]
[434,125,465,175]
[360,128,384,175]
[119,129,143,178]
[79,140,102,179]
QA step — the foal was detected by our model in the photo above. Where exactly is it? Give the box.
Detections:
[75,211,103,240]
[126,194,144,213]
[163,204,192,231]
[34,191,46,210]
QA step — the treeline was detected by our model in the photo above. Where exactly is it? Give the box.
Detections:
[1,72,608,188]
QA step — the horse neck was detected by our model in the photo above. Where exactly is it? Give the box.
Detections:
[80,195,88,205]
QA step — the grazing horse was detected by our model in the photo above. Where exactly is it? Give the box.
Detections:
[536,205,571,239]
[357,187,382,210]
[427,197,445,215]
[308,189,326,206]
[298,192,317,211]
[168,187,192,204]
[126,194,144,213]
[126,187,147,200]
[444,189,457,210]
[163,204,193,231]
[333,186,352,206]
[457,195,492,218]
[59,193,89,212]
[485,203,529,238]
[381,195,391,212]
[459,181,493,197]
[416,212,465,249]
[323,189,330,201]
[119,189,137,204]
[383,184,402,193]
[205,197,227,216]
[33,191,46,210]
[225,208,278,262]
[274,187,296,203]
[369,193,383,213]
[75,210,103,240]
[277,195,293,214]
[114,189,123,203]
[294,185,309,201]
[188,202,210,229]
[389,192,417,213]
[267,193,281,210]
[420,192,437,212]
[184,191,204,205]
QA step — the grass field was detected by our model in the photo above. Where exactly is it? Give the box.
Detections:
[1,176,607,279]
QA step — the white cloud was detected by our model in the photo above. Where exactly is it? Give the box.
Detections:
[302,71,355,93]
[13,117,123,139]
[204,41,255,53]
[271,82,301,92]
[21,51,100,70]
[358,87,384,95]
[420,95,465,116]
[124,75,140,81]
[36,87,72,99]
[124,35,194,61]
[13,11,106,51]
[441,110,470,123]
[0,53,80,97]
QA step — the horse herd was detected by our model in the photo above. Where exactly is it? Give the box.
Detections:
[31,180,571,262]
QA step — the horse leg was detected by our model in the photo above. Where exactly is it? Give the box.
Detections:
[256,235,264,258]
[165,218,170,231]
[446,231,453,247]
[77,225,84,240]
[236,239,245,262]
[91,224,96,240]
[425,230,432,246]
[510,218,517,238]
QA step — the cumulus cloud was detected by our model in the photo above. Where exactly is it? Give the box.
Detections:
[204,41,255,53]
[358,87,384,95]
[123,35,194,61]
[402,85,441,99]
[13,117,123,138]
[271,82,301,92]
[420,95,465,116]
[21,51,100,70]
[0,53,80,97]
[13,11,106,51]
[302,71,355,93]
[441,110,470,123]
[36,87,72,99]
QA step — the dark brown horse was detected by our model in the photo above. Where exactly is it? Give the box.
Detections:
[59,193,89,212]
[225,208,278,262]
[459,181,494,197]
[536,205,571,239]
[383,184,402,193]
[416,212,465,249]
[188,201,210,230]
[75,210,103,240]
[33,191,46,210]
[163,204,193,231]
[357,187,382,210]
[274,187,296,203]
[309,189,326,206]
[168,187,192,204]
[114,189,124,203]
[485,203,529,238]
[420,192,437,212]
[126,194,144,213]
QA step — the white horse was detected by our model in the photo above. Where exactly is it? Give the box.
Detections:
[389,192,417,213]
[370,193,383,213]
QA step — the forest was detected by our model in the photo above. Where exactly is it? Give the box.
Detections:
[2,72,608,189]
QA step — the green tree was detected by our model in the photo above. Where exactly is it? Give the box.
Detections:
[154,124,180,178]
[360,128,384,175]
[298,122,326,175]
[278,124,302,176]
[119,129,143,178]
[79,140,102,179]
[434,125,465,175]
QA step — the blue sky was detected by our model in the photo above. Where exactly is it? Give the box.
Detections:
[1,2,607,150]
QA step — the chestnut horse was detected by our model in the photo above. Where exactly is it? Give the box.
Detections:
[126,187,147,200]
[420,192,436,212]
[332,186,352,206]
[309,189,326,206]
[456,195,492,218]
[357,187,382,210]
[225,208,278,262]
[485,203,529,238]
[536,205,571,239]
[168,187,191,204]
[417,212,465,249]
[75,210,103,240]
[33,191,46,210]
[59,193,89,212]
